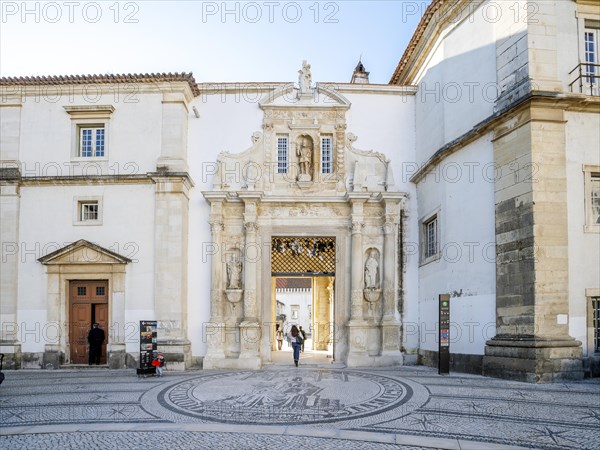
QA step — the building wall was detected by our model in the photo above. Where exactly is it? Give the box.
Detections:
[416,136,496,359]
[16,183,156,357]
[414,1,497,165]
[16,93,163,176]
[275,289,312,334]
[565,111,600,355]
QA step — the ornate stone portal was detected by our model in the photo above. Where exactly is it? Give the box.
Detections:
[202,63,406,369]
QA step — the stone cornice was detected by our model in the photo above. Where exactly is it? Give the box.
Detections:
[410,92,600,184]
[1,72,200,97]
[148,172,195,190]
[63,105,115,119]
[200,191,408,205]
[198,82,416,96]
[17,174,154,186]
[3,172,196,187]
[321,83,417,95]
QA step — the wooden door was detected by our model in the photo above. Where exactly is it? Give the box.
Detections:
[94,303,108,364]
[70,303,91,364]
[69,280,108,364]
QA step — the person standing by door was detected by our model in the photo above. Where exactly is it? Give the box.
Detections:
[87,323,105,365]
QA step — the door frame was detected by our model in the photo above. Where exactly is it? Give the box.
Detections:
[262,229,348,364]
[69,280,108,364]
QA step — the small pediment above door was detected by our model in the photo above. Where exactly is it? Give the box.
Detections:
[38,239,132,265]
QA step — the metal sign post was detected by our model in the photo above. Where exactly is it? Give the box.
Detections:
[439,294,450,375]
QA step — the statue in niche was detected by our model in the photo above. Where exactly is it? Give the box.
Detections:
[296,136,313,180]
[364,250,379,289]
[226,254,242,289]
[298,60,312,94]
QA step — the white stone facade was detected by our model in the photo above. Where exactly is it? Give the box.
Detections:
[1,0,598,380]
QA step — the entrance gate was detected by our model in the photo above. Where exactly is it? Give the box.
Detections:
[271,237,335,357]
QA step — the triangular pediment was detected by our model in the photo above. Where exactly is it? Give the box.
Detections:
[38,239,131,265]
[259,84,351,109]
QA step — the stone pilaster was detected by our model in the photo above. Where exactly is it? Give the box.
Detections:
[380,196,403,363]
[152,175,193,370]
[238,196,261,368]
[335,123,347,192]
[157,92,191,172]
[0,101,23,369]
[203,201,226,367]
[347,195,369,366]
[483,101,583,382]
[0,177,22,369]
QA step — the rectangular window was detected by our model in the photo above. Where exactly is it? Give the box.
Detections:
[584,166,600,232]
[585,31,596,82]
[79,126,105,157]
[591,173,600,224]
[277,137,288,174]
[321,137,333,174]
[80,201,99,221]
[96,286,105,296]
[77,287,86,296]
[583,24,600,93]
[424,216,438,259]
[593,297,600,353]
[291,305,299,320]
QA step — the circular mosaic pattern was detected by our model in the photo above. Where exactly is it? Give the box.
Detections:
[159,370,413,425]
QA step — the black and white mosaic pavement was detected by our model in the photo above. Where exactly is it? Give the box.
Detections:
[1,366,599,449]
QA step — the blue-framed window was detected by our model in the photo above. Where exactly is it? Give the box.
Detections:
[321,137,333,174]
[80,126,105,157]
[277,136,288,174]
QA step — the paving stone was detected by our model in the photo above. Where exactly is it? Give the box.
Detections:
[0,366,598,449]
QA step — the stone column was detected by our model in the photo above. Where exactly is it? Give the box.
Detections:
[238,196,261,368]
[152,175,193,370]
[483,102,583,382]
[314,277,331,351]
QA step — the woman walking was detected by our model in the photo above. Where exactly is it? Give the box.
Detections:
[287,325,303,367]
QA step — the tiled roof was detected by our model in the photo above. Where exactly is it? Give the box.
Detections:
[275,278,311,290]
[0,72,200,96]
[389,0,444,85]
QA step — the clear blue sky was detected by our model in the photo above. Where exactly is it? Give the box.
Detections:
[1,1,431,84]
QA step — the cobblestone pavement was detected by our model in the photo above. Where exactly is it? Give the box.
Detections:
[1,365,599,449]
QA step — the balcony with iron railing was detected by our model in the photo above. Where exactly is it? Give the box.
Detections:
[569,63,600,96]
